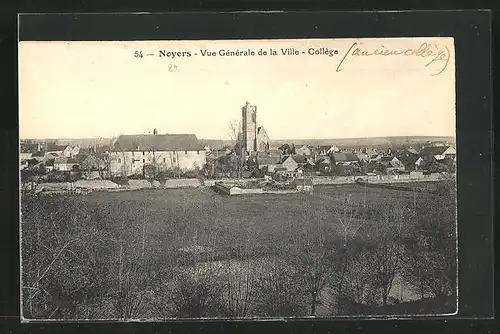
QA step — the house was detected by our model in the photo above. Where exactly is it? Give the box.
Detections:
[44,159,55,172]
[257,154,282,173]
[20,152,32,161]
[406,147,419,155]
[200,140,224,153]
[46,143,67,156]
[25,158,41,168]
[280,155,315,173]
[419,146,456,162]
[379,156,405,173]
[397,154,420,172]
[296,156,316,173]
[20,160,29,170]
[31,151,46,162]
[295,144,312,156]
[318,145,339,155]
[54,157,80,171]
[62,145,80,158]
[396,149,421,171]
[109,133,206,177]
[44,152,60,159]
[369,153,384,162]
[78,154,107,172]
[280,155,299,172]
[332,152,359,166]
[356,152,370,163]
[415,157,426,170]
[315,155,332,174]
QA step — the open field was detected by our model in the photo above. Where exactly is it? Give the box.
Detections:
[21,181,455,318]
[24,183,438,259]
[72,184,433,260]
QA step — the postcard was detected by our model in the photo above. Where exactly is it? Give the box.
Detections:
[19,37,457,321]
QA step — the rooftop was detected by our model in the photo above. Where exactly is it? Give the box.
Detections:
[419,146,454,156]
[332,152,359,162]
[113,134,204,152]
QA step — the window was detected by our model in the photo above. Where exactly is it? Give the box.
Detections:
[197,150,199,155]
[185,150,187,155]
[118,158,121,163]
[173,157,176,163]
[142,151,145,155]
[143,159,145,163]
[163,158,166,163]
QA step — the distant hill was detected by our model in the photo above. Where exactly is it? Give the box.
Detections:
[21,136,455,150]
[20,138,114,149]
[217,136,455,149]
[269,136,456,149]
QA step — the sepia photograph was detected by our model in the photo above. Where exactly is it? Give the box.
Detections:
[19,37,457,321]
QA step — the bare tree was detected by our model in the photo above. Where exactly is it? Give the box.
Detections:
[328,194,368,312]
[331,194,367,247]
[251,255,306,317]
[228,120,240,145]
[111,260,152,319]
[221,259,255,318]
[292,243,332,316]
[105,216,160,320]
[21,196,111,319]
[159,263,227,318]
[364,202,411,306]
[401,176,457,300]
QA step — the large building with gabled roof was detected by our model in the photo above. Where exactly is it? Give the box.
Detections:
[109,132,206,177]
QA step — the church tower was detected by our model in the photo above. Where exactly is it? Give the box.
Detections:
[241,101,257,154]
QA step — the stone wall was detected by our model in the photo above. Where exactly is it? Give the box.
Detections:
[311,173,449,185]
[36,178,202,192]
[74,180,121,189]
[162,179,202,188]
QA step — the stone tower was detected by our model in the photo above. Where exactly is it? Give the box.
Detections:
[241,101,257,154]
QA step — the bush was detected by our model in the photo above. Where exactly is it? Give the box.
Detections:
[181,169,201,179]
[46,171,71,183]
[159,266,228,318]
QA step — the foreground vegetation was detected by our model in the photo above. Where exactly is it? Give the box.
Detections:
[21,179,457,319]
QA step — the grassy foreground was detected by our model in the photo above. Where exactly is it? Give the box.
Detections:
[21,181,456,319]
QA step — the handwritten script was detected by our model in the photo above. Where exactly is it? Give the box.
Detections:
[336,42,451,76]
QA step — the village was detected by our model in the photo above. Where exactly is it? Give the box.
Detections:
[20,101,456,190]
[18,137,457,182]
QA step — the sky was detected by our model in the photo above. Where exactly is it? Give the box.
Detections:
[19,38,456,140]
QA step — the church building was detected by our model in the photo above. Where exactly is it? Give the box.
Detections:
[239,101,270,155]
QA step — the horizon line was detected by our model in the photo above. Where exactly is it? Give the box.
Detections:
[19,134,456,141]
